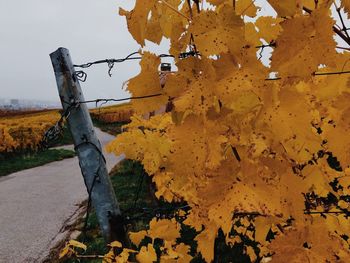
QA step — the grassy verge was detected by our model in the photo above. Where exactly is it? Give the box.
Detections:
[61,159,156,263]
[0,149,75,177]
[59,159,204,263]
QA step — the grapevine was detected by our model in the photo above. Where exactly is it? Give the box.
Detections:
[99,0,350,262]
[90,103,134,124]
[0,110,60,153]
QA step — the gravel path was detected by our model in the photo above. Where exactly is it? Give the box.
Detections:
[0,128,124,263]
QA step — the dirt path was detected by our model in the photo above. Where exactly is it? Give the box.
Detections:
[0,128,123,263]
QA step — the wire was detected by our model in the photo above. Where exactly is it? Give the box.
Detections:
[72,47,350,85]
[74,45,280,72]
[41,93,164,149]
[124,205,191,222]
[74,71,88,82]
[42,64,350,149]
[40,104,75,149]
[73,51,198,79]
[73,52,200,69]
[73,53,176,69]
[61,94,163,108]
[73,52,141,68]
[314,70,350,76]
[304,210,350,215]
[264,70,350,81]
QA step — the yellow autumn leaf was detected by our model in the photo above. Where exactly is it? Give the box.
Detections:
[106,114,172,174]
[189,5,245,57]
[173,76,216,116]
[103,250,115,263]
[116,248,137,263]
[215,69,262,114]
[129,230,147,246]
[245,22,261,46]
[236,0,258,17]
[262,87,321,163]
[144,6,163,45]
[269,220,349,262]
[254,217,279,245]
[119,1,157,46]
[118,0,350,261]
[136,244,157,263]
[246,246,257,262]
[301,165,334,197]
[267,0,299,17]
[303,0,333,10]
[271,8,336,82]
[67,240,87,251]
[59,240,87,259]
[148,218,181,241]
[126,52,168,114]
[160,242,193,262]
[109,241,122,248]
[58,246,71,259]
[322,97,350,167]
[338,200,349,209]
[338,176,350,195]
[195,223,218,263]
[341,0,350,17]
[255,16,283,43]
[206,0,226,5]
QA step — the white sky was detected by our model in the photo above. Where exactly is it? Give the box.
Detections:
[0,0,169,103]
[0,0,273,104]
[0,0,348,104]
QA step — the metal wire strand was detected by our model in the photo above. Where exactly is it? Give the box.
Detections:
[40,104,74,149]
[72,51,199,80]
[73,52,176,69]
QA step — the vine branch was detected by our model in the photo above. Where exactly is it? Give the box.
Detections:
[303,6,350,46]
[334,2,350,39]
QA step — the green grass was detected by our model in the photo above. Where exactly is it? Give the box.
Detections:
[60,159,206,263]
[61,160,156,263]
[0,149,75,177]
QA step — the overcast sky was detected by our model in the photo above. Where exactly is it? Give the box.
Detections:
[0,0,272,104]
[0,0,346,104]
[0,0,171,103]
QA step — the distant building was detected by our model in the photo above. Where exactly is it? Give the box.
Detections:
[0,98,61,110]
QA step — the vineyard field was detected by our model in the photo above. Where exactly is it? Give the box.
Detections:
[0,110,61,153]
[0,104,132,154]
[0,108,56,118]
[90,103,133,123]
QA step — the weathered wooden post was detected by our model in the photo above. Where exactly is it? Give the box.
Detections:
[50,47,125,243]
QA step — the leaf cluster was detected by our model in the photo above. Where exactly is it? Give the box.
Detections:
[107,0,350,262]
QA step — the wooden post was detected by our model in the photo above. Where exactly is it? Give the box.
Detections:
[50,47,125,243]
